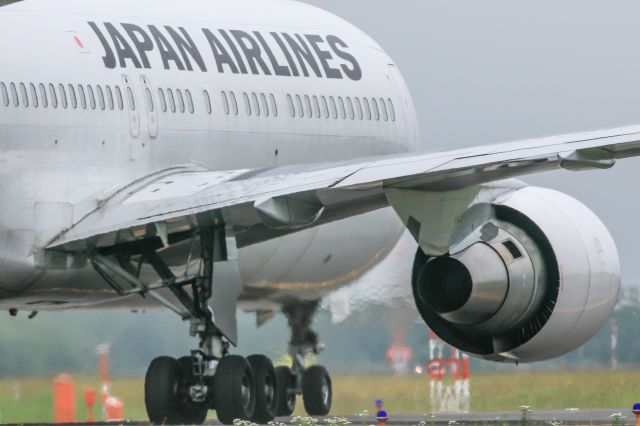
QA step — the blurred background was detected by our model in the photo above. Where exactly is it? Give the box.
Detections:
[4,0,640,422]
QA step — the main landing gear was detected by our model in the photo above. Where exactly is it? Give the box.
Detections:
[89,222,331,424]
[278,301,333,417]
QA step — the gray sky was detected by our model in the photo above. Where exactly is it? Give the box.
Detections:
[305,0,640,287]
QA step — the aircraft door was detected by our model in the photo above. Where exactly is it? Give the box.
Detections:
[122,75,140,139]
[140,75,158,139]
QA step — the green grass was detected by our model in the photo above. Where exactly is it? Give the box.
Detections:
[329,370,640,415]
[0,370,638,423]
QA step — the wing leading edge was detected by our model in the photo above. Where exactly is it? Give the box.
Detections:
[47,124,640,253]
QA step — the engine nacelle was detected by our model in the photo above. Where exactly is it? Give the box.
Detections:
[411,186,620,362]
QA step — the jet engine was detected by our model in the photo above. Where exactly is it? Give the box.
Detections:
[411,186,620,362]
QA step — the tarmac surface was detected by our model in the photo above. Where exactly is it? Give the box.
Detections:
[5,409,635,426]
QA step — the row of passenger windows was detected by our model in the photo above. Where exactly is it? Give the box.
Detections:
[217,91,279,117]
[1,81,397,124]
[153,88,195,114]
[286,94,395,122]
[0,81,135,112]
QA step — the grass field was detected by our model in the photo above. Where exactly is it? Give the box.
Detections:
[0,370,638,423]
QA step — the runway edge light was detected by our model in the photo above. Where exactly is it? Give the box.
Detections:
[632,403,640,426]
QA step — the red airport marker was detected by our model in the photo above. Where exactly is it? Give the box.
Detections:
[84,388,96,422]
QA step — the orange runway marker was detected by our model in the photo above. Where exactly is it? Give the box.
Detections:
[84,387,96,422]
[53,374,76,424]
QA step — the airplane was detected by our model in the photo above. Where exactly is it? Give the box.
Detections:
[0,0,635,423]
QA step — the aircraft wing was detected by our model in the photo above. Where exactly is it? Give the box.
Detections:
[48,124,640,252]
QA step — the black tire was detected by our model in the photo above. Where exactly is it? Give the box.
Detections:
[145,356,183,424]
[274,366,296,417]
[214,355,256,424]
[177,356,209,425]
[247,355,278,423]
[302,365,332,416]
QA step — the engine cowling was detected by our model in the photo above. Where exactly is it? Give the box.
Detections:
[411,186,620,363]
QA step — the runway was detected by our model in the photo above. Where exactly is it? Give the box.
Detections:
[4,409,634,426]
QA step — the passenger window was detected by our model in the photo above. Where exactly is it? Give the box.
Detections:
[338,97,346,119]
[58,84,68,109]
[295,95,304,118]
[387,99,396,122]
[372,98,380,121]
[229,91,238,115]
[20,83,29,107]
[260,93,269,117]
[221,91,230,115]
[10,83,19,107]
[126,86,136,111]
[38,84,48,108]
[87,85,96,110]
[105,86,114,110]
[48,83,58,109]
[346,97,355,120]
[186,90,194,114]
[96,85,105,110]
[29,83,38,108]
[251,92,260,117]
[176,89,185,113]
[77,85,86,109]
[355,98,363,120]
[158,89,167,112]
[329,96,337,119]
[380,97,388,121]
[68,84,79,108]
[145,87,154,112]
[312,95,320,118]
[167,89,176,113]
[287,94,295,118]
[321,96,329,118]
[363,97,371,120]
[269,93,278,117]
[1,83,9,107]
[204,90,212,114]
[304,95,312,118]
[243,92,251,116]
[114,86,124,111]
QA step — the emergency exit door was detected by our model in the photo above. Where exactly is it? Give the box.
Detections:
[121,75,140,139]
[140,75,158,139]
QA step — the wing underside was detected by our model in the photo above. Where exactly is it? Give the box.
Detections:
[48,124,640,253]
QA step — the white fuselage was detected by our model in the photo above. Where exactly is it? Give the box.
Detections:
[0,0,419,310]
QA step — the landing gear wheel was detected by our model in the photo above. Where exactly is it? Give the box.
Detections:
[145,356,183,424]
[302,365,332,416]
[275,365,296,416]
[214,355,256,424]
[177,356,209,425]
[247,355,278,423]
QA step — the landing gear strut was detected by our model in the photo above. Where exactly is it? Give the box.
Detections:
[140,224,258,424]
[279,301,333,417]
[90,221,332,424]
[90,223,260,425]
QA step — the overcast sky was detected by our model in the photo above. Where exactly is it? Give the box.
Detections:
[304,0,640,287]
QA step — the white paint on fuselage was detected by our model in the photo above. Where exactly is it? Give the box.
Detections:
[0,0,419,309]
